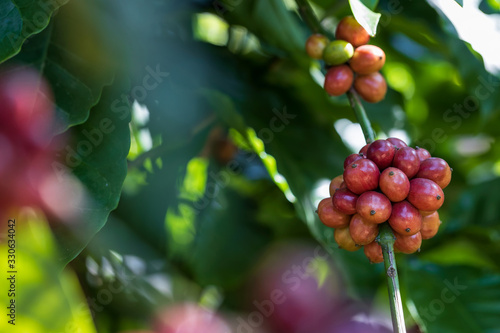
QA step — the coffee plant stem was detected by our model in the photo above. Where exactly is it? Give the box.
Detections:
[378,223,407,333]
[346,88,376,143]
[295,0,333,38]
[296,2,406,331]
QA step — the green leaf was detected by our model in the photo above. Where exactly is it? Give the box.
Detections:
[455,0,464,6]
[7,0,116,133]
[349,0,381,36]
[51,81,131,266]
[360,0,379,10]
[404,262,500,333]
[0,0,69,63]
[0,212,96,333]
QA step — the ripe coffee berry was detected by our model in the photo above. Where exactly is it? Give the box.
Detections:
[349,214,379,245]
[415,146,431,162]
[386,137,407,149]
[343,158,380,194]
[420,211,441,240]
[416,157,452,189]
[388,200,421,235]
[394,232,422,254]
[349,45,386,75]
[356,191,392,224]
[335,16,370,47]
[317,198,350,228]
[344,153,365,169]
[334,226,360,251]
[305,34,329,59]
[364,241,383,263]
[379,167,410,202]
[329,175,344,196]
[354,72,387,103]
[359,143,371,156]
[324,65,354,96]
[332,188,358,215]
[392,147,420,179]
[323,40,354,66]
[367,139,396,170]
[408,178,444,211]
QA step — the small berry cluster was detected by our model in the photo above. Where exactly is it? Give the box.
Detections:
[316,138,451,263]
[305,16,387,103]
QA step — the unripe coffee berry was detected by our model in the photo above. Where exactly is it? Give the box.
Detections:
[305,34,329,59]
[343,158,380,194]
[416,157,452,189]
[335,16,370,47]
[317,198,350,228]
[388,200,422,235]
[354,72,387,103]
[364,241,383,263]
[407,178,444,211]
[349,45,386,75]
[379,167,410,202]
[349,214,379,245]
[356,191,392,224]
[392,147,420,179]
[323,40,354,66]
[324,65,354,96]
[334,226,360,252]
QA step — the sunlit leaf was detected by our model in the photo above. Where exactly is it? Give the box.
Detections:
[349,0,381,36]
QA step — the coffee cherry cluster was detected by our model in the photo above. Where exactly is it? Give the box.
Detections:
[305,16,387,103]
[316,138,451,263]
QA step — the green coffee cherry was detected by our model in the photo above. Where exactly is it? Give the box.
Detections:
[323,40,354,66]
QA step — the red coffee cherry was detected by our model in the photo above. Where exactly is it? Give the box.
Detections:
[317,198,351,228]
[349,45,386,75]
[366,139,396,170]
[386,137,407,149]
[324,65,354,96]
[364,241,383,263]
[344,153,365,169]
[407,178,444,211]
[354,72,387,103]
[421,211,441,240]
[394,232,422,254]
[416,157,452,189]
[329,175,344,196]
[335,16,370,47]
[332,188,358,215]
[415,146,431,162]
[379,167,410,202]
[343,159,380,194]
[334,226,361,251]
[356,191,392,224]
[349,214,379,245]
[359,143,371,155]
[392,147,420,179]
[305,34,329,59]
[388,200,422,235]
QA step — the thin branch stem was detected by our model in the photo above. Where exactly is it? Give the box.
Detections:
[378,224,407,333]
[295,0,333,39]
[346,88,376,143]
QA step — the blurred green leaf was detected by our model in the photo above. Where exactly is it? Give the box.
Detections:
[9,0,116,133]
[349,0,381,36]
[52,81,131,266]
[0,0,69,63]
[404,262,500,333]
